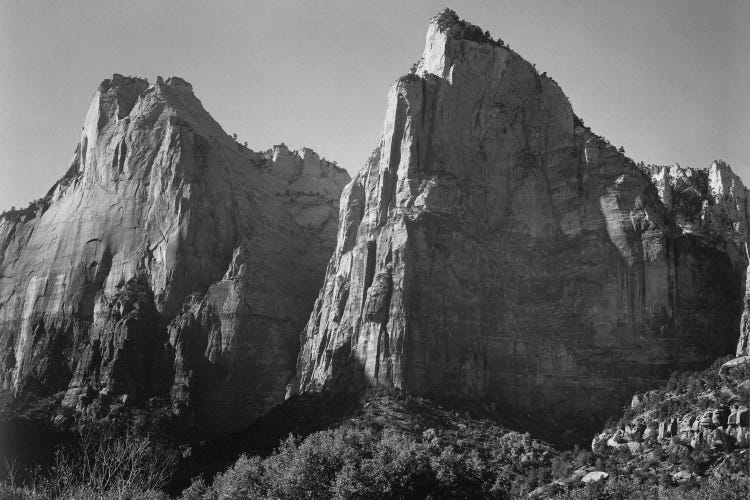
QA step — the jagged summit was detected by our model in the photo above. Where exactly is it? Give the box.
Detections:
[97,74,193,94]
[1,74,347,224]
[92,74,198,124]
[82,73,228,152]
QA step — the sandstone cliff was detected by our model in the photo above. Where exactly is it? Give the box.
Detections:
[295,10,749,437]
[0,74,349,433]
[642,162,750,358]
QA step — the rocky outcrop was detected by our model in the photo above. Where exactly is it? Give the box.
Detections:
[594,405,749,454]
[0,74,349,433]
[591,357,750,473]
[641,162,750,358]
[640,161,749,252]
[295,10,748,436]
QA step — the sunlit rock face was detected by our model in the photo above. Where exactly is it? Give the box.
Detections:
[295,10,747,435]
[0,74,350,434]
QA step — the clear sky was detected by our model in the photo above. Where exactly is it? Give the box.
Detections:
[1,0,748,211]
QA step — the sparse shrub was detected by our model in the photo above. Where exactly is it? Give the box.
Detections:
[551,454,574,479]
[1,424,177,500]
[400,72,421,84]
[574,448,592,469]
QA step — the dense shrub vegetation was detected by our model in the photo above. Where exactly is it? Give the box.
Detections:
[179,394,558,499]
[2,362,749,499]
[176,391,749,499]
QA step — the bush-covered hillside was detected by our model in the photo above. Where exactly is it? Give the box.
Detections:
[180,392,561,499]
[177,359,750,500]
[2,361,749,499]
[540,357,750,499]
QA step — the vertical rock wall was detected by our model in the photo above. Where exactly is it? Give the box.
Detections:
[296,11,748,434]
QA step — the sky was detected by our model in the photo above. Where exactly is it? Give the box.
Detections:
[1,0,748,211]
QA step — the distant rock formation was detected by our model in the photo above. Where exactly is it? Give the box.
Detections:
[642,162,750,358]
[294,9,749,435]
[0,74,349,434]
[592,357,750,466]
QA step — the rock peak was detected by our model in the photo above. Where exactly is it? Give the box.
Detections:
[296,10,746,443]
[428,8,504,47]
[418,9,510,80]
[96,74,196,103]
[98,73,149,93]
[156,75,194,93]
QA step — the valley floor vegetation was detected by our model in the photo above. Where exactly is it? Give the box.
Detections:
[1,365,749,499]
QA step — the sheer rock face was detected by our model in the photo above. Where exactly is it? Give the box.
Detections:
[737,265,750,356]
[295,13,747,434]
[642,162,750,357]
[0,74,350,433]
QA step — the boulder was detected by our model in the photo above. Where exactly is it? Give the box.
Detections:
[736,427,749,447]
[700,411,715,428]
[581,471,609,484]
[719,356,750,374]
[713,406,730,427]
[672,470,693,483]
[607,429,627,448]
[728,407,749,427]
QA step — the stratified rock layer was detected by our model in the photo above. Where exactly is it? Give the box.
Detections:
[296,11,748,435]
[0,74,349,433]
